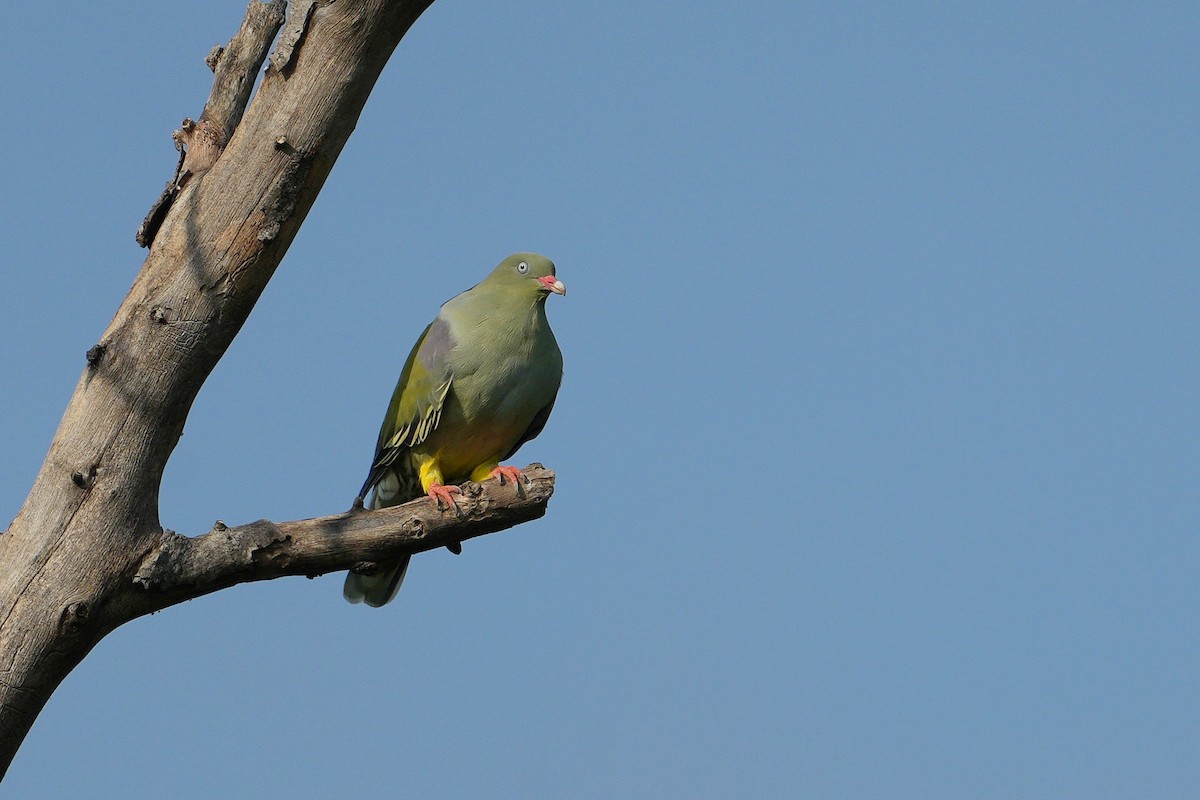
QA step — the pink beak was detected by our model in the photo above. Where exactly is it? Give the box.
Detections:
[538,274,567,296]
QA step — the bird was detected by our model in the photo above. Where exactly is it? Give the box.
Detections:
[343,253,566,607]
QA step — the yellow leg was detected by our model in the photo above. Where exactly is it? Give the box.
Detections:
[417,456,446,494]
[468,461,501,483]
[472,461,526,487]
[416,455,459,511]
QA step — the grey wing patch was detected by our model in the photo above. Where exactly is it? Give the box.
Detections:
[417,315,454,373]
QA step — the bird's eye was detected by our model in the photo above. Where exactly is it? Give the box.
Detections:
[516,261,529,274]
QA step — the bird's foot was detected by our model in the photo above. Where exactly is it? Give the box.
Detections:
[427,482,462,513]
[350,495,366,512]
[490,465,527,486]
[490,465,527,498]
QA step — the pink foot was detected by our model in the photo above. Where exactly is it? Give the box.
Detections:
[490,465,526,486]
[427,482,461,512]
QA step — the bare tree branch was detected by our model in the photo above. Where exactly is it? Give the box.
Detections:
[1,0,445,778]
[270,0,318,74]
[131,466,555,614]
[203,0,287,139]
[137,0,287,247]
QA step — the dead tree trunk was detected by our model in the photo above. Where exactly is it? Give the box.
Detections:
[0,0,555,778]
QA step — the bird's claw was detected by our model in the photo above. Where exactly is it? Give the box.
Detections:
[490,465,527,493]
[427,483,462,514]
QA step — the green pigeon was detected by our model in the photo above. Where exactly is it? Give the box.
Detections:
[344,253,566,607]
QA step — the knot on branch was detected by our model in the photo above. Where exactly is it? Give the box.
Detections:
[85,341,107,367]
[135,117,227,249]
[134,530,191,590]
[58,601,91,637]
[70,463,99,491]
[206,44,226,72]
[173,117,227,186]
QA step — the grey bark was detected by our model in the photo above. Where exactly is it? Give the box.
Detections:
[0,0,555,779]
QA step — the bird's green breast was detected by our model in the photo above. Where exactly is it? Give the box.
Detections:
[415,295,562,482]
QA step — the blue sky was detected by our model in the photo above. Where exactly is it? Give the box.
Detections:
[2,2,1197,797]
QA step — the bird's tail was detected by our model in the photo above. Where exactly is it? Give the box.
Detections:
[343,556,410,607]
[344,468,414,607]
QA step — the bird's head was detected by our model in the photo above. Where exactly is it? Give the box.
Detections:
[484,253,567,301]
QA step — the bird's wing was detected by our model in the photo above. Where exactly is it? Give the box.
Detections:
[356,316,454,501]
[502,395,558,462]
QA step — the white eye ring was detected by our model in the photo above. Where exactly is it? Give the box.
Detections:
[516,261,529,273]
